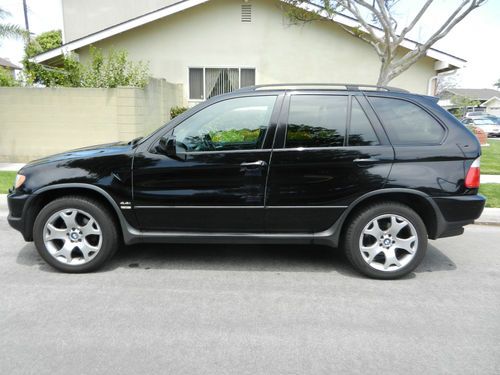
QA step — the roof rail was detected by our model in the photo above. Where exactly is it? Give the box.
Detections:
[235,83,409,93]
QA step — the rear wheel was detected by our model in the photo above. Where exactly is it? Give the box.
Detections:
[33,196,119,273]
[344,202,427,279]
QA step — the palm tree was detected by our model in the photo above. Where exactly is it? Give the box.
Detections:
[0,7,25,40]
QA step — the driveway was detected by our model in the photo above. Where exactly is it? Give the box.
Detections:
[1,211,499,375]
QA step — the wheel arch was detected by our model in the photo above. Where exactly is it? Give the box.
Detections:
[24,184,129,242]
[316,189,443,247]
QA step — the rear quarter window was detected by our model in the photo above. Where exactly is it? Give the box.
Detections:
[369,97,445,145]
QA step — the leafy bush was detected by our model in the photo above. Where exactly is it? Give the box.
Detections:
[170,106,189,119]
[23,30,82,87]
[23,31,149,88]
[80,46,149,88]
[0,67,18,87]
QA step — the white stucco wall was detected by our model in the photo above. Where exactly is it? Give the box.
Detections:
[483,97,500,116]
[76,0,437,104]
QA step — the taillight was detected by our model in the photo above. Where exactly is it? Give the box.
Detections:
[465,158,480,188]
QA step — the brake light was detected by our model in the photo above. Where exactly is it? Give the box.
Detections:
[465,158,480,188]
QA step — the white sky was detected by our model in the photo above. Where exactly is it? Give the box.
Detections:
[0,0,499,88]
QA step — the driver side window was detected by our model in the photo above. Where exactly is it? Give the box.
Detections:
[173,96,277,152]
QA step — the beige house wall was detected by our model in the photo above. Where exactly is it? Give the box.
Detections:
[76,0,437,105]
[61,0,178,42]
[0,79,182,162]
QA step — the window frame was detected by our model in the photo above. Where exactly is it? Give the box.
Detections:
[366,95,449,146]
[148,94,281,155]
[188,66,257,102]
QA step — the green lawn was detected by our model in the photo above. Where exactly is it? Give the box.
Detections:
[0,171,16,194]
[480,183,500,208]
[481,140,500,175]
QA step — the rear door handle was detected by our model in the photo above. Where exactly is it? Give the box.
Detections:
[240,160,267,169]
[353,158,379,167]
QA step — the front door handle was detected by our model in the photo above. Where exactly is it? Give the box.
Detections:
[240,160,267,169]
[353,158,379,167]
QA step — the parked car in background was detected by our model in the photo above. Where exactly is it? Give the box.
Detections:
[7,84,485,279]
[463,110,487,118]
[462,116,500,137]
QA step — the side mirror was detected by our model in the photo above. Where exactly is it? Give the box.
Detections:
[157,135,177,157]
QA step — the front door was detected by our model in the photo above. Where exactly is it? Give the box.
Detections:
[133,95,280,232]
[265,93,394,233]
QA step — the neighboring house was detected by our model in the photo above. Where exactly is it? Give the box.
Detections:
[0,57,21,77]
[480,96,500,116]
[439,88,500,113]
[34,0,465,105]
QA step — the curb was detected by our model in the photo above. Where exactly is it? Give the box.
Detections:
[1,194,499,226]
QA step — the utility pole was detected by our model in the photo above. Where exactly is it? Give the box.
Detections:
[22,0,30,41]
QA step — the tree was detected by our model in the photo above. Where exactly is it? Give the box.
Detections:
[283,0,486,86]
[494,79,500,90]
[451,95,480,117]
[0,7,25,40]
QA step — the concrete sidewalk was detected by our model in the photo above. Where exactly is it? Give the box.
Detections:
[0,163,25,172]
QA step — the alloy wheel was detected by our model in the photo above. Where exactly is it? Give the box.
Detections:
[43,208,103,265]
[359,214,418,272]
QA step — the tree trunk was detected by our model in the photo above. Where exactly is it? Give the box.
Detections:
[376,65,392,87]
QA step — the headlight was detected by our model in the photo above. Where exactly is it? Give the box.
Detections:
[15,174,26,189]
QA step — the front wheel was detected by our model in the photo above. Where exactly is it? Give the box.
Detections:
[343,202,427,279]
[33,196,119,273]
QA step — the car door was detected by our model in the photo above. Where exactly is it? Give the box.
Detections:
[133,94,281,232]
[265,93,394,233]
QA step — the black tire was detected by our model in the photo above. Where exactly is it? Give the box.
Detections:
[33,196,119,273]
[343,202,428,279]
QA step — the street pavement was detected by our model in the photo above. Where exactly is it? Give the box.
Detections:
[0,211,499,374]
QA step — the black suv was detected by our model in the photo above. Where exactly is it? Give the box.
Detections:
[7,84,485,278]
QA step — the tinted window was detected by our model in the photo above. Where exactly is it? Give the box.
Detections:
[370,97,445,145]
[286,95,347,148]
[173,96,276,152]
[349,98,379,146]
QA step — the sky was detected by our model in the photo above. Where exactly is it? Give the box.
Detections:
[0,0,499,89]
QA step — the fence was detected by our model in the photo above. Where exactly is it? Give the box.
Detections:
[0,78,183,162]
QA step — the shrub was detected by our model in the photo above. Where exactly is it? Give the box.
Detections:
[170,106,189,119]
[80,46,149,88]
[0,67,18,87]
[23,31,150,88]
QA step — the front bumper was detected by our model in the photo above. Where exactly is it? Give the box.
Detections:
[432,194,486,239]
[7,192,33,241]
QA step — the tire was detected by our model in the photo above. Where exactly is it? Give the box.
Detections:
[343,202,427,279]
[33,196,119,273]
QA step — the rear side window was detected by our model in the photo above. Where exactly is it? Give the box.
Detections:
[349,98,379,146]
[369,97,445,145]
[286,95,347,148]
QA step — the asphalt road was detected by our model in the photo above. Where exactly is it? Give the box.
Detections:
[1,210,499,375]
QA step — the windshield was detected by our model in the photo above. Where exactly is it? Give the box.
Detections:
[474,119,496,125]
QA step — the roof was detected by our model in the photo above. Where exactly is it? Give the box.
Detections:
[481,96,500,107]
[0,57,21,70]
[32,0,467,69]
[444,88,500,101]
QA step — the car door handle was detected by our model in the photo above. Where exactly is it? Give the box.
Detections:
[240,160,267,169]
[353,158,379,166]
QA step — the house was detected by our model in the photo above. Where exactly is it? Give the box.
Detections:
[438,88,500,114]
[33,0,465,105]
[0,57,21,77]
[480,96,500,116]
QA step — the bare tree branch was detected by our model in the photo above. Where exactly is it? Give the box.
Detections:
[283,0,486,86]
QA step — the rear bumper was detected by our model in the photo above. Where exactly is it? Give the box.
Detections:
[432,194,486,239]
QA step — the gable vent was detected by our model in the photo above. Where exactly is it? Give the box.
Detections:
[241,4,252,22]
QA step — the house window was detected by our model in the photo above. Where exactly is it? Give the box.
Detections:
[188,67,256,100]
